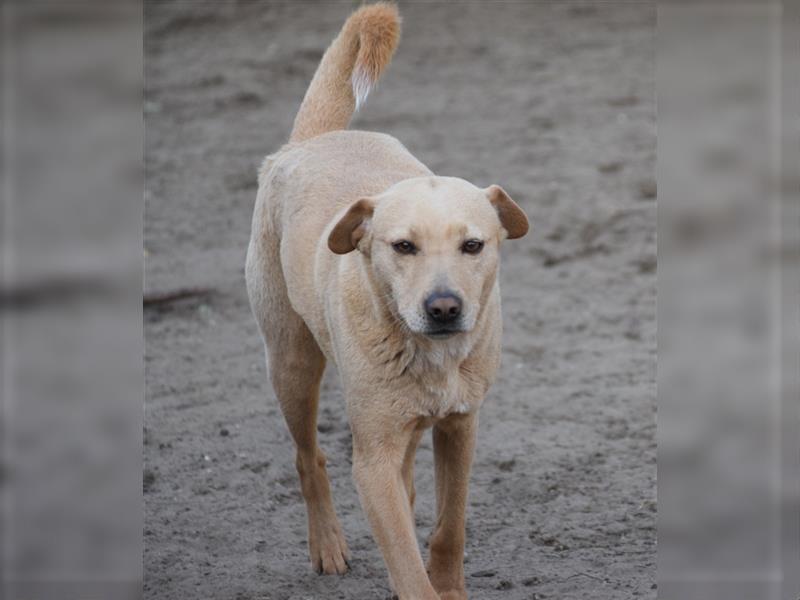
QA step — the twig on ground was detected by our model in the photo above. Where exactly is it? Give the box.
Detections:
[566,571,605,582]
[143,286,213,306]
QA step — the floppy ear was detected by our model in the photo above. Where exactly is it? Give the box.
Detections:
[486,185,529,240]
[328,198,375,254]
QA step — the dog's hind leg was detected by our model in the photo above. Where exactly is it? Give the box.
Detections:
[246,217,349,576]
[401,428,423,514]
[266,325,350,575]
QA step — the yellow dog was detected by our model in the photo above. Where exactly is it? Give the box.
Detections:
[245,4,529,598]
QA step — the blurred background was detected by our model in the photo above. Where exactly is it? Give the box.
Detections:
[0,1,796,599]
[1,1,142,599]
[658,2,798,599]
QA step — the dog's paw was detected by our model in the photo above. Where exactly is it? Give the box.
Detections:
[309,522,350,575]
[438,590,467,600]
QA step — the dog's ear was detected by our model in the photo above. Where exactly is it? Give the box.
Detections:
[328,198,375,254]
[486,185,529,240]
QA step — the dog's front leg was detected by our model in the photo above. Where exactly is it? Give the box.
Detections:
[352,419,440,600]
[427,413,478,600]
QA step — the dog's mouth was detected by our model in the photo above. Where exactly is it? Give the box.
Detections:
[424,327,463,340]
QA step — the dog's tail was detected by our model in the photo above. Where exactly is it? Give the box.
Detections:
[289,3,401,143]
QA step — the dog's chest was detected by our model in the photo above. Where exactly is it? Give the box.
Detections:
[362,331,494,419]
[404,351,486,419]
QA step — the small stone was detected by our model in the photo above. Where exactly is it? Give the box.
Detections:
[496,580,513,590]
[220,428,229,437]
[470,569,497,578]
[497,459,516,472]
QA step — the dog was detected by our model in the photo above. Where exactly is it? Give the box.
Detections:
[245,3,528,599]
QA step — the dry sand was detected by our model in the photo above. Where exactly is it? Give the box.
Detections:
[144,2,656,598]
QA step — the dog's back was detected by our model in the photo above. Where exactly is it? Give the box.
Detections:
[255,0,424,244]
[247,2,426,356]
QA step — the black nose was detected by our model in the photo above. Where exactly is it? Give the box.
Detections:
[424,292,462,324]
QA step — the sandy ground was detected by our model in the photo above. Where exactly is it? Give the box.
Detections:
[144,2,656,598]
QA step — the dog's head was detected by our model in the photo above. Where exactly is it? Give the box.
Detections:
[328,176,528,339]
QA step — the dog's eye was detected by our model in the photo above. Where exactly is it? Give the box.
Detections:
[392,240,417,255]
[461,239,484,255]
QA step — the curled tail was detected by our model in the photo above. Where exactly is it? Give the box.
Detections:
[289,2,401,143]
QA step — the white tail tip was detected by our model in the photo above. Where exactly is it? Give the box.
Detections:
[351,66,375,111]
